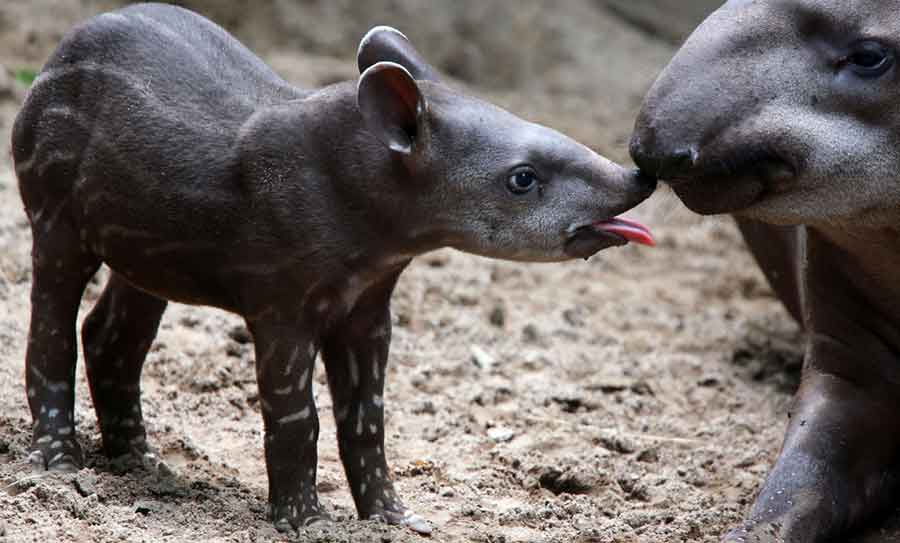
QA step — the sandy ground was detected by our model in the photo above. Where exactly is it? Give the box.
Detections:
[1,1,894,542]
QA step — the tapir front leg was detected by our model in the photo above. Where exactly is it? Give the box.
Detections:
[248,315,327,531]
[321,272,431,535]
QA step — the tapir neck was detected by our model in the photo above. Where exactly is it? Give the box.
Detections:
[242,83,445,265]
[804,224,900,373]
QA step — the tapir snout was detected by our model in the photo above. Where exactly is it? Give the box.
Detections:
[631,0,900,227]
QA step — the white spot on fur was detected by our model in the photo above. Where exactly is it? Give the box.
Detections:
[48,408,59,419]
[273,384,293,396]
[348,351,359,388]
[284,344,300,376]
[369,424,377,435]
[277,407,311,425]
[356,405,365,436]
[297,368,310,390]
[372,395,383,408]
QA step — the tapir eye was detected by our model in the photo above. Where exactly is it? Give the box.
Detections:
[507,168,539,195]
[846,41,894,78]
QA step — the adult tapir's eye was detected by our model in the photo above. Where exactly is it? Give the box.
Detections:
[507,169,539,195]
[846,41,894,78]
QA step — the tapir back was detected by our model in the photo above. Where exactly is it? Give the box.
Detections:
[12,3,303,197]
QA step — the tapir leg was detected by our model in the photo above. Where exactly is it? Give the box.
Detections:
[248,315,327,531]
[321,272,431,534]
[725,232,900,542]
[735,218,804,325]
[723,370,900,542]
[24,203,100,471]
[82,273,167,464]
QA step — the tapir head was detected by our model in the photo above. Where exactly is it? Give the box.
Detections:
[356,27,656,262]
[631,0,900,228]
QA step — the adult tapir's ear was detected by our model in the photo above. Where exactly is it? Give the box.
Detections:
[357,61,425,156]
[357,26,441,82]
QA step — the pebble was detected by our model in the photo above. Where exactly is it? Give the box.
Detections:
[487,427,514,443]
[471,346,496,371]
[73,472,98,497]
[488,305,505,327]
[134,500,161,515]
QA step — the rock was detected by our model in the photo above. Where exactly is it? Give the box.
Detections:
[73,472,98,497]
[134,500,161,515]
[488,305,506,327]
[471,345,496,371]
[636,448,659,463]
[521,324,541,344]
[536,466,598,495]
[596,430,637,454]
[487,427,515,443]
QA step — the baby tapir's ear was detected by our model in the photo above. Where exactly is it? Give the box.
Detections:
[357,61,425,156]
[357,26,440,82]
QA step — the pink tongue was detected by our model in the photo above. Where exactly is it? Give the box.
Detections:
[594,217,655,247]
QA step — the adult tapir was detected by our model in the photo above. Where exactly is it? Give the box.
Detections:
[630,0,900,541]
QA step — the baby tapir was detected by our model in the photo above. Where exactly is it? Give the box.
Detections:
[12,3,655,534]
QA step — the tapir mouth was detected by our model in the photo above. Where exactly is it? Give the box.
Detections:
[564,217,655,259]
[661,153,796,216]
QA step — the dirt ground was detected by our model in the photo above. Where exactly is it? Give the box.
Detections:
[0,1,895,542]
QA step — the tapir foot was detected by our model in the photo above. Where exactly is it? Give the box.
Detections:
[269,497,332,532]
[721,372,900,543]
[371,508,433,535]
[107,444,175,480]
[28,430,83,472]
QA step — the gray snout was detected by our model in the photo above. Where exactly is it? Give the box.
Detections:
[629,136,699,182]
[616,167,657,212]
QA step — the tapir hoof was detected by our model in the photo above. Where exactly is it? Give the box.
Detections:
[269,501,333,533]
[28,435,83,472]
[722,522,784,543]
[372,509,433,535]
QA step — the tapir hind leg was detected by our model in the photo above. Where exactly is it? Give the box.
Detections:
[735,218,805,325]
[24,196,100,471]
[82,273,167,469]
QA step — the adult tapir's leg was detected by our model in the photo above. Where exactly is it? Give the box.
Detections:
[735,218,804,326]
[321,270,431,534]
[82,273,167,465]
[724,233,900,543]
[247,312,327,531]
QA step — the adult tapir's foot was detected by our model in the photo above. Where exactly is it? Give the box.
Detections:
[722,372,900,543]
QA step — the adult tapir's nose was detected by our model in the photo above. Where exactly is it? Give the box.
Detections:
[629,131,699,180]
